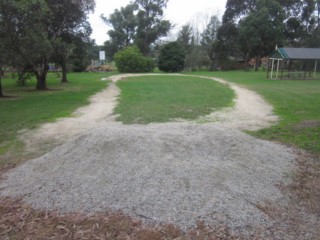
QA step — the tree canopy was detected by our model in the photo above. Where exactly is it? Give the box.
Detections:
[102,0,171,59]
[0,0,94,89]
[101,3,138,59]
[201,16,221,70]
[217,0,320,70]
[158,41,186,72]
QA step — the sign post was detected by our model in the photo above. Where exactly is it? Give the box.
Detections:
[99,51,105,65]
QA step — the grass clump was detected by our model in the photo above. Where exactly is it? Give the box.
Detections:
[115,75,235,124]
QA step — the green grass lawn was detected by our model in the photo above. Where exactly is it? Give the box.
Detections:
[189,71,320,152]
[0,72,113,161]
[114,75,235,124]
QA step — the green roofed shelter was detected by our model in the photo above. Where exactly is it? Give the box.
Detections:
[268,47,320,79]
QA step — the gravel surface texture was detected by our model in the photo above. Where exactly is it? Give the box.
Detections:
[1,123,295,232]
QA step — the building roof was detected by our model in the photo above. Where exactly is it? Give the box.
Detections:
[270,47,320,60]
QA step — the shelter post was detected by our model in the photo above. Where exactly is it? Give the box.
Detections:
[276,59,280,79]
[270,59,275,79]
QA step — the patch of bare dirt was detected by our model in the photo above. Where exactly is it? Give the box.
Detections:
[17,80,120,156]
[294,120,320,129]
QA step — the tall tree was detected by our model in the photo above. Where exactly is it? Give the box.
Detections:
[0,0,52,90]
[238,0,285,70]
[177,24,193,52]
[201,16,221,70]
[48,0,94,82]
[216,22,239,61]
[222,0,257,23]
[134,0,171,55]
[223,0,320,47]
[0,0,95,90]
[70,37,94,72]
[102,0,171,57]
[0,40,5,97]
[0,19,7,97]
[101,3,138,60]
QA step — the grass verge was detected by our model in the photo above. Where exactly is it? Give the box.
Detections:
[115,75,235,124]
[189,71,320,152]
[0,72,113,166]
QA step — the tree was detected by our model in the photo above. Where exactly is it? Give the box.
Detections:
[48,0,94,82]
[134,0,171,55]
[0,0,52,90]
[102,1,171,58]
[51,37,74,82]
[0,0,95,89]
[158,42,186,72]
[222,0,257,23]
[0,40,5,97]
[114,46,155,73]
[70,37,94,72]
[184,45,210,71]
[176,24,209,71]
[101,3,138,60]
[101,0,171,58]
[201,16,221,70]
[238,0,285,70]
[222,0,320,48]
[220,0,292,70]
[281,0,319,46]
[216,22,240,68]
[177,24,193,52]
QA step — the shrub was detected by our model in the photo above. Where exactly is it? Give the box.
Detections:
[157,41,186,72]
[114,46,155,73]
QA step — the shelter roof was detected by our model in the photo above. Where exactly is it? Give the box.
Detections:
[270,47,320,60]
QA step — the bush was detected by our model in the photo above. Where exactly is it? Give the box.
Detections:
[157,41,186,72]
[114,46,155,73]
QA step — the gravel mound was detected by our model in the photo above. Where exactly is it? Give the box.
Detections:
[0,123,295,232]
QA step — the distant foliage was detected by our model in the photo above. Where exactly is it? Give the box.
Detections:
[102,0,171,58]
[158,42,186,72]
[114,46,155,73]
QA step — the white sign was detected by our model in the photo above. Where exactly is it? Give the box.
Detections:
[99,51,105,61]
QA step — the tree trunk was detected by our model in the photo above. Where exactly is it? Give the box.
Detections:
[61,64,68,83]
[0,76,3,97]
[0,67,4,97]
[35,59,49,90]
[36,73,47,90]
[255,55,261,71]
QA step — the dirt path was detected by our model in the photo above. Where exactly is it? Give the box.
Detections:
[18,79,120,154]
[18,73,278,154]
[188,75,278,130]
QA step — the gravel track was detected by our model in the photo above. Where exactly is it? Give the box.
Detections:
[0,74,295,234]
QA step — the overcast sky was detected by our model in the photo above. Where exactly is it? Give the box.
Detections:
[88,0,227,45]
